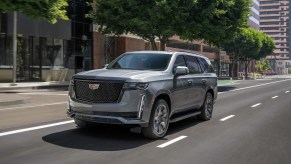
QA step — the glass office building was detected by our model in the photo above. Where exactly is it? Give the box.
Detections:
[0,0,92,82]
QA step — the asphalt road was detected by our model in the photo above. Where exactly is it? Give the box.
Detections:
[0,78,291,164]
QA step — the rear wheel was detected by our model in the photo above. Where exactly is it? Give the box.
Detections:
[142,99,170,139]
[198,92,214,121]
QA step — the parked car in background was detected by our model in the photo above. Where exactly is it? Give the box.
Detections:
[67,51,217,139]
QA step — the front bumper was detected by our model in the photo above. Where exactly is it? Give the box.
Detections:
[67,110,148,127]
[67,88,153,127]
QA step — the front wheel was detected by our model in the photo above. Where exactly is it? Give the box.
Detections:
[142,99,170,139]
[198,92,214,121]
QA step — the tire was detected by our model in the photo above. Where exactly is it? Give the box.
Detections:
[198,92,214,121]
[142,99,170,139]
[74,118,90,128]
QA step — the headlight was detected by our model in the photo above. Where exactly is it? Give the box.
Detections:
[69,79,74,86]
[124,83,149,90]
[69,79,76,98]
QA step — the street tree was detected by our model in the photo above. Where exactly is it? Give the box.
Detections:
[0,0,68,23]
[258,32,275,58]
[223,28,275,78]
[181,0,251,47]
[256,59,271,73]
[88,0,251,50]
[223,28,262,78]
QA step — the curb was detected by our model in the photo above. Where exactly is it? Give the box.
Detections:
[217,80,239,86]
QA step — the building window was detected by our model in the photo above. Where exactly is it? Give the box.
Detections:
[0,34,13,67]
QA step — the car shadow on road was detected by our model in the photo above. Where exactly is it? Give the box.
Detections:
[42,117,202,151]
[218,86,237,92]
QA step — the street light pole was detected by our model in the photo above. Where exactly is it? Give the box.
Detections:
[11,11,17,86]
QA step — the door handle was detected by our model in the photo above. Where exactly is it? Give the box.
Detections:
[201,79,207,84]
[188,80,193,85]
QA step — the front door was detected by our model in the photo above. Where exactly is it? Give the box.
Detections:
[171,55,192,111]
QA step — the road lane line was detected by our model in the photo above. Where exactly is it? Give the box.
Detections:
[220,115,235,121]
[157,136,187,148]
[0,120,74,137]
[0,102,67,111]
[18,92,67,96]
[272,96,278,99]
[285,91,290,93]
[251,103,262,108]
[219,79,290,94]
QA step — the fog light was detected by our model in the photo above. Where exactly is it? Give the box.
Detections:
[138,95,146,119]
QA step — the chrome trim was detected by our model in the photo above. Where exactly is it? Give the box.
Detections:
[138,95,146,119]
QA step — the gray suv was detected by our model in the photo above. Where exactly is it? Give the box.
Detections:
[67,51,217,138]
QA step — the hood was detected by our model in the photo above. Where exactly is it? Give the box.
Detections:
[73,69,168,82]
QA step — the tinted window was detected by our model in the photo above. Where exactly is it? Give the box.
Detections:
[198,57,214,73]
[173,55,187,68]
[185,56,202,74]
[108,53,171,70]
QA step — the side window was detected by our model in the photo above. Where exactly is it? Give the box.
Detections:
[173,55,187,68]
[185,56,202,74]
[198,58,214,73]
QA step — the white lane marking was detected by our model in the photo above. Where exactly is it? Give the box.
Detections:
[251,103,262,108]
[157,136,187,148]
[220,115,235,121]
[218,92,223,95]
[272,96,278,99]
[285,91,290,93]
[0,120,74,137]
[0,102,67,111]
[221,79,291,94]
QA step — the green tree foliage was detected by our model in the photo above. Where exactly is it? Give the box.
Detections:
[0,0,68,23]
[223,28,275,78]
[258,33,276,58]
[181,0,251,47]
[88,0,251,50]
[256,59,271,73]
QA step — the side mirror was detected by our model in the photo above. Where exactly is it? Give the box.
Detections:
[174,66,189,76]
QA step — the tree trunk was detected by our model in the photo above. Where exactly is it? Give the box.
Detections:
[149,38,158,50]
[244,60,250,79]
[159,39,166,51]
[231,54,236,78]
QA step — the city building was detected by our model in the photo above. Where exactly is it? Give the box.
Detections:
[260,0,291,74]
[249,0,260,30]
[0,1,230,82]
[0,0,92,82]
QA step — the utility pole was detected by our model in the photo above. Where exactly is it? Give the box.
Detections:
[11,11,17,86]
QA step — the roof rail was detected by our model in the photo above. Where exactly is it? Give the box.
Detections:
[176,50,204,57]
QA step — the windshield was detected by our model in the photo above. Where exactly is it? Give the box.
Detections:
[107,53,172,70]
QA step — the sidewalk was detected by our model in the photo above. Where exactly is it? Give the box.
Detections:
[0,81,69,92]
[0,81,69,106]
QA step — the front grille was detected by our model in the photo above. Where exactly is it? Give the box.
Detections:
[74,79,124,103]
